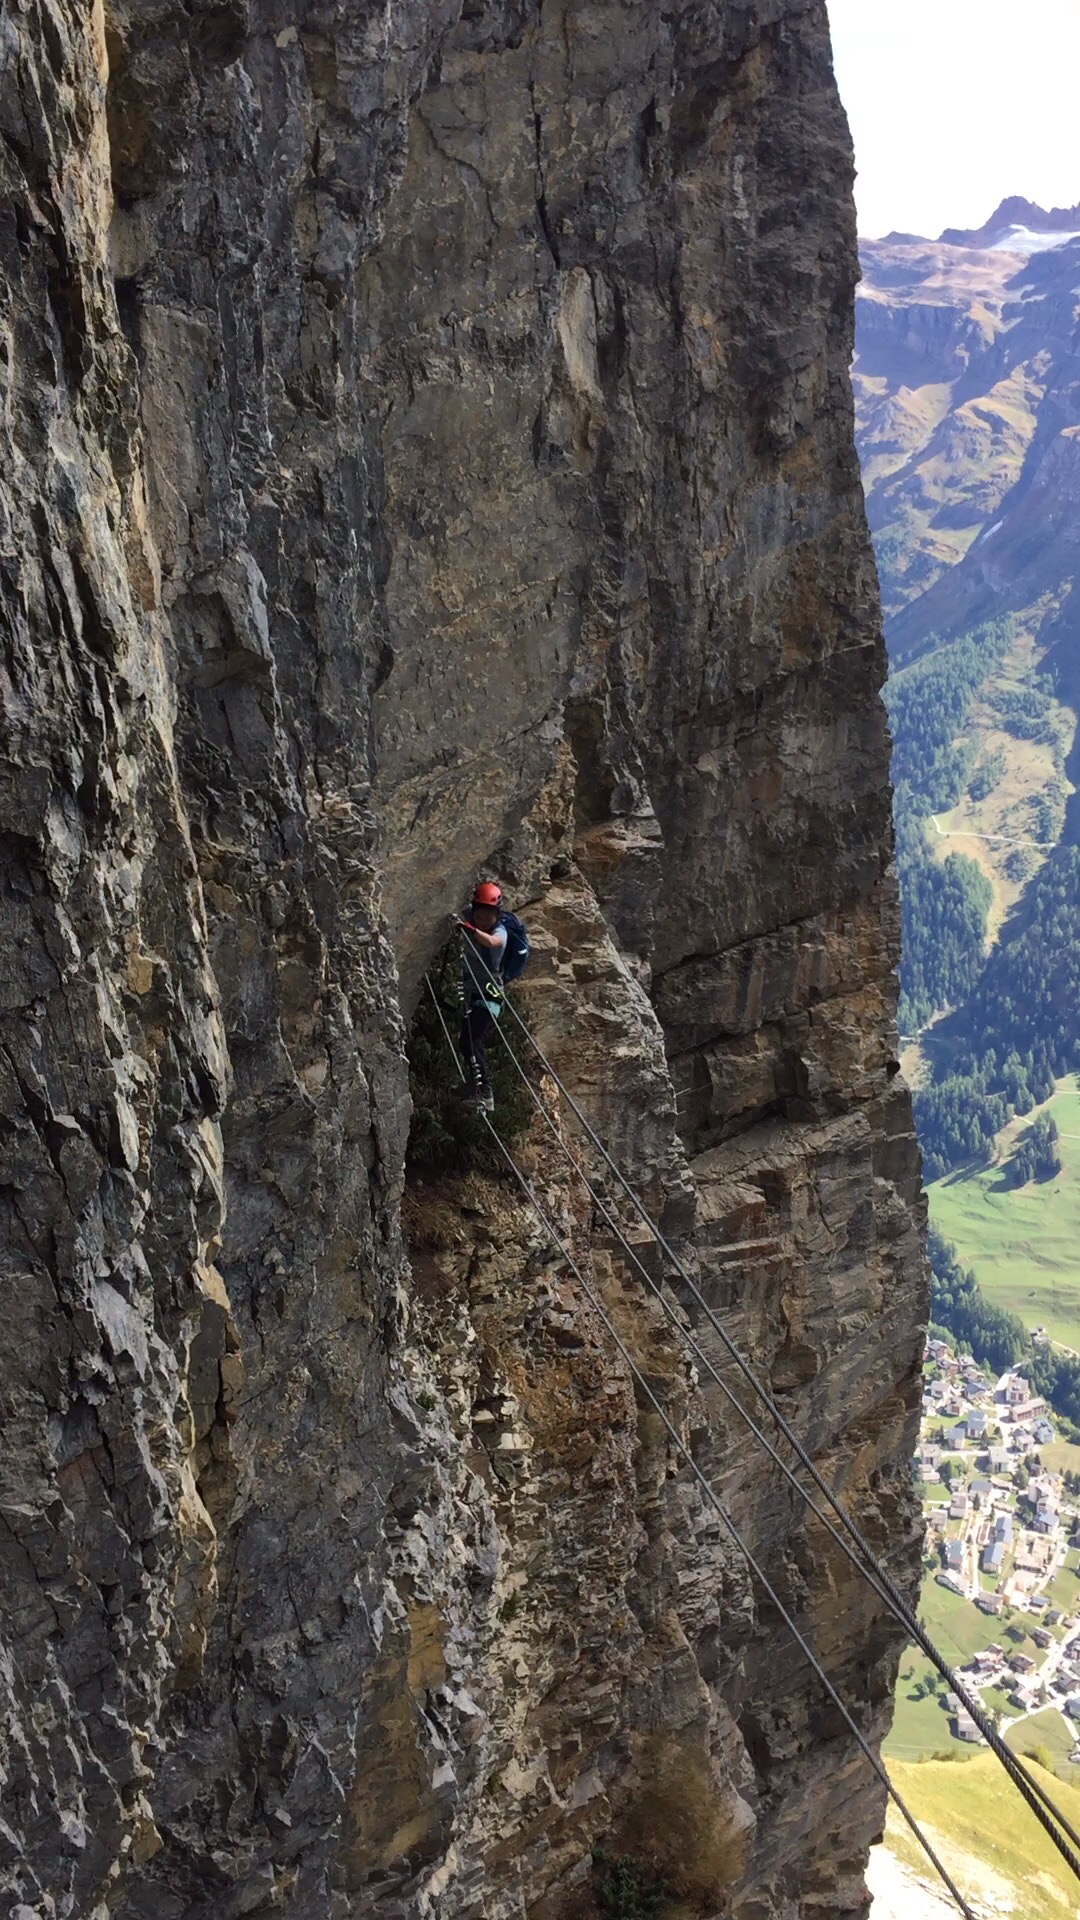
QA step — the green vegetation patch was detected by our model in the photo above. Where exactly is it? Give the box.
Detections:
[981,1683,1016,1720]
[886,1752,1080,1920]
[915,849,1080,1177]
[1045,1551,1080,1618]
[994,678,1060,746]
[1006,1707,1077,1781]
[929,1088,1080,1351]
[406,944,537,1176]
[968,746,1007,802]
[916,1580,999,1668]
[884,619,1013,1035]
[1007,1114,1064,1188]
[592,1853,670,1920]
[885,1679,969,1763]
[1038,1439,1080,1478]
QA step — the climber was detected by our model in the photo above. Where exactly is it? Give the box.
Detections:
[453,881,506,1112]
[452,882,531,1113]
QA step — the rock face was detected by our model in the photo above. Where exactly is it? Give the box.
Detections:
[0,3,924,1917]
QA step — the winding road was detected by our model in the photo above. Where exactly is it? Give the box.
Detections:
[930,815,1056,851]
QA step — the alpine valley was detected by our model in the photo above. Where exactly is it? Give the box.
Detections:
[856,202,1080,1915]
[854,197,1080,1216]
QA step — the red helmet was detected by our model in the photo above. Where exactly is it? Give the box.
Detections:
[472,881,503,909]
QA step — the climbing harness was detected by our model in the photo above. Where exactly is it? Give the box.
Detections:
[433,952,1080,1901]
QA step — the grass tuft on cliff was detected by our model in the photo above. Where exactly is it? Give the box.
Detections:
[591,1852,669,1920]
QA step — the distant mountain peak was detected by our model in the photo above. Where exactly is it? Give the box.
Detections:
[940,196,1080,251]
[854,210,1080,664]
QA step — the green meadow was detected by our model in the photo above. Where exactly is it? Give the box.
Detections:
[885,1752,1080,1920]
[929,1083,1080,1350]
[1005,1706,1078,1781]
[885,1679,970,1763]
[886,1584,1011,1763]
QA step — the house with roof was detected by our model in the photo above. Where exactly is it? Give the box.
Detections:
[954,1711,984,1743]
[969,1477,993,1502]
[964,1409,989,1440]
[995,1513,1014,1544]
[1035,1419,1056,1446]
[975,1592,1004,1615]
[1012,1396,1048,1422]
[982,1540,1005,1574]
[949,1493,969,1520]
[945,1539,965,1573]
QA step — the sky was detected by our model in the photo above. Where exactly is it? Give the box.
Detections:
[827,0,1080,240]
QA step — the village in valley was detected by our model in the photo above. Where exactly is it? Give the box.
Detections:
[893,1343,1080,1768]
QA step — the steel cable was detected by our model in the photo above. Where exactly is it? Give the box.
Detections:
[450,946,1080,1876]
[423,971,978,1919]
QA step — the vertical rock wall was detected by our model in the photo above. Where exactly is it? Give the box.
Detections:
[0,2,925,1917]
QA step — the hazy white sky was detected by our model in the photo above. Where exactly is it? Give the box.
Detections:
[827,0,1080,239]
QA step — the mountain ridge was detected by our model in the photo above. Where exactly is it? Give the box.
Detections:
[940,196,1080,249]
[853,201,1080,1188]
[855,214,1080,666]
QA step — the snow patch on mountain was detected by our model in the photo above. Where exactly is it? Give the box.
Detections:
[989,225,1080,255]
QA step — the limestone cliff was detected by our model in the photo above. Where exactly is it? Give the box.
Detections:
[0,3,925,1917]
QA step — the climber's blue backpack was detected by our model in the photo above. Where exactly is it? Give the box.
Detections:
[499,911,531,983]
